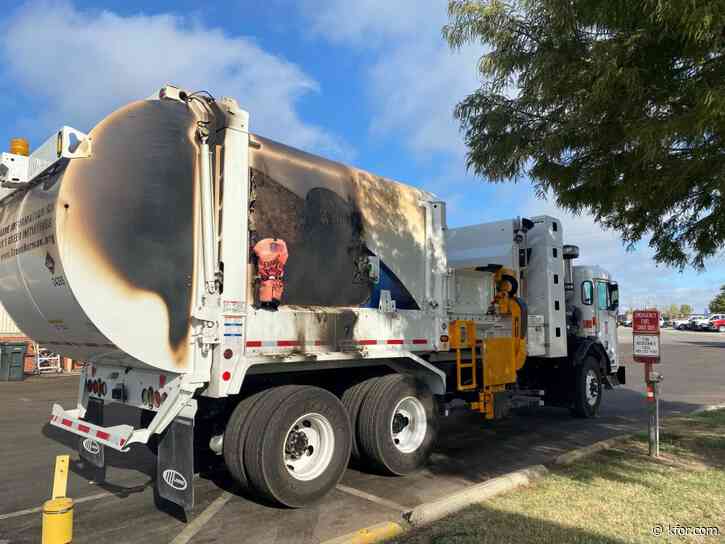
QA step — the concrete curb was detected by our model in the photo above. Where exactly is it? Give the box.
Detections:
[321,521,405,544]
[403,464,548,527]
[322,434,638,544]
[551,434,633,466]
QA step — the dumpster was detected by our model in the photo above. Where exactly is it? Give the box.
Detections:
[0,342,28,381]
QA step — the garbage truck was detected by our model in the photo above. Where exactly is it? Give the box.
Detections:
[0,85,624,510]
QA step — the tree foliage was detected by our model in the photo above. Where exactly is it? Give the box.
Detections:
[679,303,694,315]
[444,0,725,269]
[710,285,725,312]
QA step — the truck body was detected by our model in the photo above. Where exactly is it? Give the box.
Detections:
[0,86,623,510]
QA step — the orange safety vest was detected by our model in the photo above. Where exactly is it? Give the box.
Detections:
[253,238,288,304]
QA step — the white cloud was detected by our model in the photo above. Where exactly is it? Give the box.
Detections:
[301,0,481,158]
[2,1,349,158]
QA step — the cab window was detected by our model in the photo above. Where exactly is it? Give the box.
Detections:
[582,281,593,305]
[597,282,609,310]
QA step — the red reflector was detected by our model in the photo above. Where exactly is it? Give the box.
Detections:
[412,339,428,345]
[222,371,231,381]
[159,374,166,388]
[224,349,234,359]
[120,438,126,447]
[357,340,377,345]
[246,341,262,348]
[440,335,449,343]
[153,391,161,408]
[61,418,72,427]
[96,431,110,441]
[386,339,404,345]
[277,340,299,347]
[78,424,90,433]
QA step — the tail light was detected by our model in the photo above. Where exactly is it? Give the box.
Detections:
[153,391,161,408]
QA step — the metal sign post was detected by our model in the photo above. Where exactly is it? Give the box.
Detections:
[633,310,662,457]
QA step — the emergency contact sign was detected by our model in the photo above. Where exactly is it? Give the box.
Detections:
[633,310,661,364]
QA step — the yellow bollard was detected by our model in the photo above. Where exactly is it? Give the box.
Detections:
[42,455,74,544]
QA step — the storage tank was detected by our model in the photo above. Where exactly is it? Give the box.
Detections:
[0,98,433,372]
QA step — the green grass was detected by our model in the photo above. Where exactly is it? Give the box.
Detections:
[390,410,725,544]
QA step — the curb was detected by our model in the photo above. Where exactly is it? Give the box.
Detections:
[403,464,548,526]
[322,435,635,544]
[321,521,405,544]
[551,434,632,466]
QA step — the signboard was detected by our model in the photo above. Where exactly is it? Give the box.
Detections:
[633,310,660,364]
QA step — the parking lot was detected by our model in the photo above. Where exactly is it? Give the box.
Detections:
[1,328,723,544]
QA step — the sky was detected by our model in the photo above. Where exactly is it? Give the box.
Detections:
[0,0,722,313]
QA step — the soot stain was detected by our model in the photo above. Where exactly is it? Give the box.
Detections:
[63,100,196,359]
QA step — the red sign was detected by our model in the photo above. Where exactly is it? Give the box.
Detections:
[633,310,660,364]
[633,310,660,334]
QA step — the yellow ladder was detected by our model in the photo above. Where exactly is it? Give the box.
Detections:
[450,320,478,391]
[455,342,478,391]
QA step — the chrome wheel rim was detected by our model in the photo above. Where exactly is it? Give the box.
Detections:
[283,413,335,481]
[390,396,427,453]
[585,370,600,406]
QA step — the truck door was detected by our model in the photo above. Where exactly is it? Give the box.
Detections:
[595,281,618,368]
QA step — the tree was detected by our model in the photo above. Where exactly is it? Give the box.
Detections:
[679,303,694,316]
[710,285,725,313]
[444,0,725,269]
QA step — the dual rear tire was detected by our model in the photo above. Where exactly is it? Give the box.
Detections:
[223,375,437,507]
[224,385,351,507]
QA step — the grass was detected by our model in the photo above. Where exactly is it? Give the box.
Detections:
[390,410,725,544]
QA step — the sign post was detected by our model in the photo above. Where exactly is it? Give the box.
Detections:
[632,310,662,457]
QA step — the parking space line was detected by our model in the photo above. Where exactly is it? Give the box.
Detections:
[335,484,411,513]
[169,491,232,544]
[0,491,111,521]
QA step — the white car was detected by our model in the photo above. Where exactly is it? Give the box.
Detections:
[691,315,711,330]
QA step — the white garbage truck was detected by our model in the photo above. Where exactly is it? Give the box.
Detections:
[0,85,624,510]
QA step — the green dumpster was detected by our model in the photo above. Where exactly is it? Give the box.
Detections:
[0,342,27,381]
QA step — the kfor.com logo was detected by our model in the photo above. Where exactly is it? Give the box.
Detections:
[652,524,720,537]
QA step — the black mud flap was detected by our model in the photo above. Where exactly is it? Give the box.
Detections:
[157,416,195,511]
[617,365,626,385]
[79,397,105,470]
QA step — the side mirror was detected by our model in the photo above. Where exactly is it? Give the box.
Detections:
[608,283,619,311]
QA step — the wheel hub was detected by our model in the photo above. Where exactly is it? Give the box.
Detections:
[585,370,600,406]
[283,413,335,481]
[285,428,310,459]
[392,413,410,434]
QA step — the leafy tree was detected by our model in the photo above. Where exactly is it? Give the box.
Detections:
[668,303,680,318]
[444,0,725,269]
[710,285,725,313]
[679,303,694,316]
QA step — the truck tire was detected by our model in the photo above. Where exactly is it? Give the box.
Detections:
[358,374,437,475]
[572,356,603,418]
[223,390,271,491]
[341,377,378,461]
[243,385,351,507]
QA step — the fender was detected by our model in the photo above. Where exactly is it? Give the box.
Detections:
[569,337,611,375]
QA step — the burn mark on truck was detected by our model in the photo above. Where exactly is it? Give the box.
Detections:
[251,167,372,307]
[59,100,197,365]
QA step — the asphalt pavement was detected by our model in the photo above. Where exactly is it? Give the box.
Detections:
[1,328,723,543]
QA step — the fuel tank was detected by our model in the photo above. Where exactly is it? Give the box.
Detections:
[0,99,199,372]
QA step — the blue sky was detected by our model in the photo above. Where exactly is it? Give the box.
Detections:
[1,0,722,312]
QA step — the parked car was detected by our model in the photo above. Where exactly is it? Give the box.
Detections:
[706,314,725,332]
[690,315,711,330]
[673,317,692,330]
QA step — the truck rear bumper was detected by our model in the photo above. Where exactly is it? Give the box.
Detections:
[50,403,134,452]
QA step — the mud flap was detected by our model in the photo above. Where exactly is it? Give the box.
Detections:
[79,397,105,470]
[157,415,195,511]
